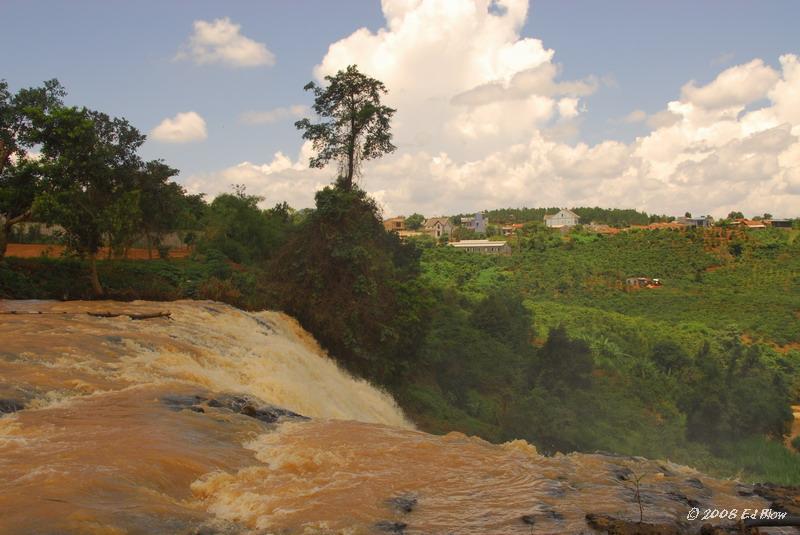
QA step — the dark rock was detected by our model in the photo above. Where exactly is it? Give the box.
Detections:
[189,406,205,413]
[752,483,800,515]
[374,520,407,533]
[699,523,761,534]
[211,394,308,423]
[160,394,207,411]
[685,478,706,490]
[585,513,685,534]
[0,399,24,414]
[613,467,634,481]
[387,494,417,514]
[665,491,701,508]
[520,514,535,525]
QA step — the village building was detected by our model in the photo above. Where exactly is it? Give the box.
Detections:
[765,218,793,228]
[734,218,767,229]
[461,212,488,234]
[676,216,712,228]
[626,277,662,289]
[501,223,525,236]
[449,239,511,254]
[383,216,406,232]
[423,217,455,240]
[544,209,580,228]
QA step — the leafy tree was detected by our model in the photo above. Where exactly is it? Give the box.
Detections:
[136,160,191,258]
[650,340,690,375]
[0,79,65,257]
[531,326,594,392]
[267,184,426,382]
[405,213,425,230]
[32,107,145,295]
[295,65,396,190]
[728,211,744,220]
[200,186,289,264]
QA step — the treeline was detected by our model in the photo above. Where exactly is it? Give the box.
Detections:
[0,79,207,293]
[481,206,671,226]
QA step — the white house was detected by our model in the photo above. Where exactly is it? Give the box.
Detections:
[450,239,511,254]
[461,212,488,234]
[544,209,580,228]
[423,217,454,239]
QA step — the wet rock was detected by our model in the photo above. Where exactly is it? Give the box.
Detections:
[665,490,701,509]
[374,520,407,533]
[685,478,706,491]
[613,467,635,481]
[752,483,800,515]
[387,494,417,514]
[213,394,308,423]
[585,513,686,534]
[0,398,24,414]
[699,523,761,534]
[160,394,207,410]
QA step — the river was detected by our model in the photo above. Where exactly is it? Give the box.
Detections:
[0,300,790,534]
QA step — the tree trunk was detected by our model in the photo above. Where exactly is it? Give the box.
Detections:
[0,224,8,260]
[0,210,32,260]
[88,252,104,297]
[146,232,152,260]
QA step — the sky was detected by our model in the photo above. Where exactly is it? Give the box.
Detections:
[2,0,799,218]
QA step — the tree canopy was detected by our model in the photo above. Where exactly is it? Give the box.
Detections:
[295,65,396,190]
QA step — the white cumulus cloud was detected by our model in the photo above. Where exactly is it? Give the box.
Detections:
[188,1,800,219]
[150,111,208,143]
[176,17,275,68]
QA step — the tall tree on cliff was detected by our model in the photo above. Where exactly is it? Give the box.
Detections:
[270,67,427,383]
[32,107,145,296]
[0,79,65,258]
[295,65,396,190]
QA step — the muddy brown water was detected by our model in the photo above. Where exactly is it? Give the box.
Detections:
[0,300,788,534]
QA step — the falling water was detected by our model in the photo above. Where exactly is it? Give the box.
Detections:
[0,300,787,534]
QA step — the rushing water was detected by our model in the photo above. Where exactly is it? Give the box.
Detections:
[0,300,785,534]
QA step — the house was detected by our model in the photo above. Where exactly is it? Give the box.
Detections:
[676,216,712,228]
[544,209,580,228]
[423,217,454,240]
[501,223,525,236]
[450,239,511,254]
[765,218,793,228]
[626,277,662,289]
[461,212,488,234]
[383,216,406,232]
[735,218,766,229]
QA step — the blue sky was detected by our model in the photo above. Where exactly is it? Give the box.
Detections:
[2,1,799,217]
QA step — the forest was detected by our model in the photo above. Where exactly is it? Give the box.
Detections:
[2,74,800,486]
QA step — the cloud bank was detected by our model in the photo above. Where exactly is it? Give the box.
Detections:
[151,111,208,143]
[176,17,275,68]
[187,0,800,218]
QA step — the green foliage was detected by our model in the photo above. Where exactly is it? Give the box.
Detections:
[266,185,426,382]
[198,186,289,264]
[405,213,425,230]
[483,206,653,226]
